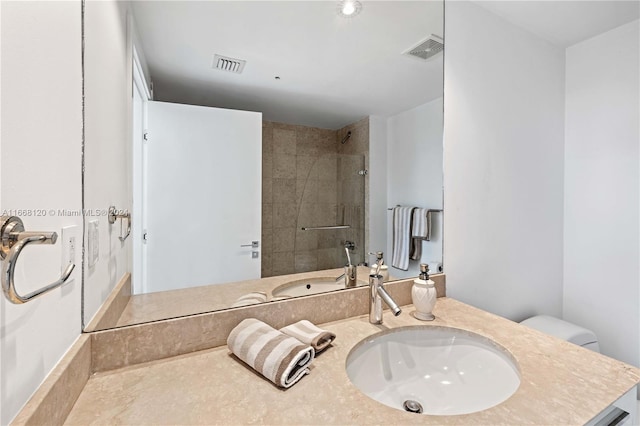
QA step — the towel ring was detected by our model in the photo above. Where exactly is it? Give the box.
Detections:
[0,216,75,304]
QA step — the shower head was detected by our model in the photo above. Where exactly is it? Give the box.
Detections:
[341,131,352,145]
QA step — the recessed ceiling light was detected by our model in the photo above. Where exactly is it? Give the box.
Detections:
[338,0,362,18]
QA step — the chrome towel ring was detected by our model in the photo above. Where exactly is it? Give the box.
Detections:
[0,216,75,304]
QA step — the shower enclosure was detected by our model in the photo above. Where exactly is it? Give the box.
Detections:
[294,153,366,273]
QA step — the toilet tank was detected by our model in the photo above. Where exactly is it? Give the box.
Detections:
[520,315,600,353]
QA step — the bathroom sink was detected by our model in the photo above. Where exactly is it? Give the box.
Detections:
[345,326,520,415]
[272,277,366,298]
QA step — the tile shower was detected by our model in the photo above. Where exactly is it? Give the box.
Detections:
[261,118,369,277]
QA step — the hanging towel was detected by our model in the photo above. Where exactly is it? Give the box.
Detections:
[227,318,315,388]
[410,208,430,261]
[391,206,415,271]
[231,292,268,308]
[280,320,336,353]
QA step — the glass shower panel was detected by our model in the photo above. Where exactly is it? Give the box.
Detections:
[294,153,366,273]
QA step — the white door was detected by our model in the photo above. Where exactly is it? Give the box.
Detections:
[143,101,262,293]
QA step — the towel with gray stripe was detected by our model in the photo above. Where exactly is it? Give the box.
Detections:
[227,318,315,388]
[279,320,336,353]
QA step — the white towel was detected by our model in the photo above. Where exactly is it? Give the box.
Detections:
[227,318,315,388]
[391,206,415,271]
[231,292,268,308]
[280,320,336,353]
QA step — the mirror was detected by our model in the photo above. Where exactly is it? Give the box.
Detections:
[82,0,444,331]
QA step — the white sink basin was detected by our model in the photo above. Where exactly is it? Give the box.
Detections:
[346,326,520,415]
[272,277,366,298]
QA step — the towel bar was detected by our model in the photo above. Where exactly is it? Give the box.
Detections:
[301,225,350,231]
[0,216,75,304]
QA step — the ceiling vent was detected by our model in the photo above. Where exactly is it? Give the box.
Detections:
[404,35,444,61]
[212,54,246,74]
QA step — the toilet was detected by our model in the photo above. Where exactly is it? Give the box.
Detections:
[520,315,600,352]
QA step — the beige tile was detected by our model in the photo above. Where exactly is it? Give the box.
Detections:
[273,227,295,252]
[296,179,317,205]
[273,203,297,229]
[273,128,296,155]
[318,179,338,204]
[85,274,131,332]
[315,203,337,225]
[262,123,273,154]
[294,251,318,273]
[273,153,296,179]
[318,229,339,249]
[296,203,316,228]
[260,253,273,278]
[272,251,295,275]
[317,155,337,180]
[261,204,273,230]
[295,228,318,251]
[262,178,272,204]
[261,223,273,252]
[272,178,296,204]
[317,248,339,269]
[295,155,318,181]
[272,121,297,131]
[262,154,273,179]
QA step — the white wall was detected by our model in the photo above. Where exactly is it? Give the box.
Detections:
[83,1,133,326]
[443,1,566,320]
[386,99,444,279]
[563,20,639,369]
[0,2,82,423]
[368,116,388,257]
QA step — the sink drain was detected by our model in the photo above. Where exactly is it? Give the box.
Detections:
[403,400,423,414]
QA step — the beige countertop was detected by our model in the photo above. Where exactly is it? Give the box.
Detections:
[65,298,640,425]
[115,266,376,327]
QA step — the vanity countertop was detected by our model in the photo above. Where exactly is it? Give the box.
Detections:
[64,298,640,425]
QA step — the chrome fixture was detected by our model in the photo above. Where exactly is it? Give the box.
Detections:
[337,241,357,287]
[108,206,131,242]
[0,216,75,304]
[340,130,352,145]
[300,225,350,231]
[369,251,401,324]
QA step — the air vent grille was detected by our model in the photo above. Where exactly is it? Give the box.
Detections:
[404,35,444,61]
[212,54,246,74]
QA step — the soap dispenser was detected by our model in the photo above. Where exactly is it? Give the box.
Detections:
[412,263,436,321]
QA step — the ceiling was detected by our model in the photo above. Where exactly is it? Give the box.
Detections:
[131,1,444,130]
[475,1,640,48]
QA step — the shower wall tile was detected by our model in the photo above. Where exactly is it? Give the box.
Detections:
[295,229,318,251]
[272,178,296,204]
[318,180,338,204]
[262,119,367,277]
[273,204,297,228]
[262,179,273,204]
[273,153,296,179]
[294,251,317,273]
[262,122,273,154]
[273,128,296,155]
[272,251,295,275]
[262,204,273,230]
[262,154,273,179]
[273,227,295,253]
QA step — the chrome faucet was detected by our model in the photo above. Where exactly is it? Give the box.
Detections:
[369,252,401,324]
[336,241,357,287]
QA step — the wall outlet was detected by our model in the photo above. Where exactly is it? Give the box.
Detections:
[61,225,79,283]
[88,220,99,267]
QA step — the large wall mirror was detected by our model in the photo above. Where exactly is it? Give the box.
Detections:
[82,0,444,331]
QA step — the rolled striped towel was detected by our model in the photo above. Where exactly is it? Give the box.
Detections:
[231,292,268,308]
[280,320,336,353]
[227,318,315,388]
